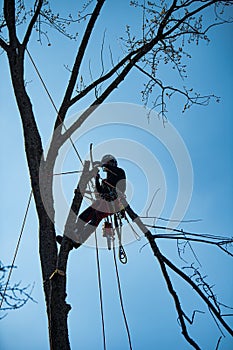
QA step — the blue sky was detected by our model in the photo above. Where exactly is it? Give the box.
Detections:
[0,1,233,349]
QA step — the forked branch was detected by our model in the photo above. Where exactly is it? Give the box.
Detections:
[22,0,43,49]
[120,198,233,348]
[54,0,106,130]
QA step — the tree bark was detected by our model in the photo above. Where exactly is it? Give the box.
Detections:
[6,44,66,348]
[46,161,97,350]
[5,22,98,349]
[6,47,93,347]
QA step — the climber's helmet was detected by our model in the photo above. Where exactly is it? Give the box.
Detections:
[100,154,118,167]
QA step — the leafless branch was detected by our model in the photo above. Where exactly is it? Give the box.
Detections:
[3,0,17,45]
[22,0,43,49]
[182,309,205,325]
[157,251,201,349]
[215,336,222,350]
[0,262,36,317]
[162,253,233,337]
[140,215,202,223]
[69,40,146,107]
[135,60,219,119]
[0,36,8,50]
[2,1,233,348]
[121,199,233,343]
[147,226,233,257]
[157,233,233,257]
[54,0,106,130]
[122,1,232,117]
[163,1,218,38]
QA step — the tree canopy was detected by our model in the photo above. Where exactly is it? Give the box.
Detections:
[0,1,233,349]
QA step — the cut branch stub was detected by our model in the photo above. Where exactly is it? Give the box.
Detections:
[57,160,98,271]
[63,160,97,237]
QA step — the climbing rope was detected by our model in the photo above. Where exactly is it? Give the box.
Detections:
[88,144,107,349]
[0,51,64,311]
[27,49,101,213]
[26,50,132,350]
[94,230,107,350]
[112,237,133,350]
[53,170,83,176]
[0,190,33,309]
[26,48,83,165]
[99,215,133,350]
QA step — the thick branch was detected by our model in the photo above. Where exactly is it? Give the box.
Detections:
[4,0,17,45]
[58,1,226,144]
[164,0,218,38]
[60,34,163,145]
[154,245,201,350]
[122,198,233,339]
[56,0,181,134]
[54,0,106,130]
[4,4,58,328]
[57,161,98,272]
[157,0,178,37]
[22,0,43,49]
[122,199,200,349]
[0,37,9,51]
[48,161,96,350]
[162,252,233,336]
[69,48,142,107]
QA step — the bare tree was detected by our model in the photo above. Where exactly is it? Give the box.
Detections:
[0,261,36,319]
[0,1,232,349]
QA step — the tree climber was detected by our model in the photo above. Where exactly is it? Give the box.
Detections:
[56,154,126,249]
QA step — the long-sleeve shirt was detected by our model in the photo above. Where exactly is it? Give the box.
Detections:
[95,165,126,201]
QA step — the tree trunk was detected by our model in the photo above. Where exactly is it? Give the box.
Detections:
[6,44,72,349]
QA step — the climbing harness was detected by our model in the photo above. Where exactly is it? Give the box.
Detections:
[90,143,128,264]
[25,51,135,349]
[101,205,128,264]
[89,145,133,348]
